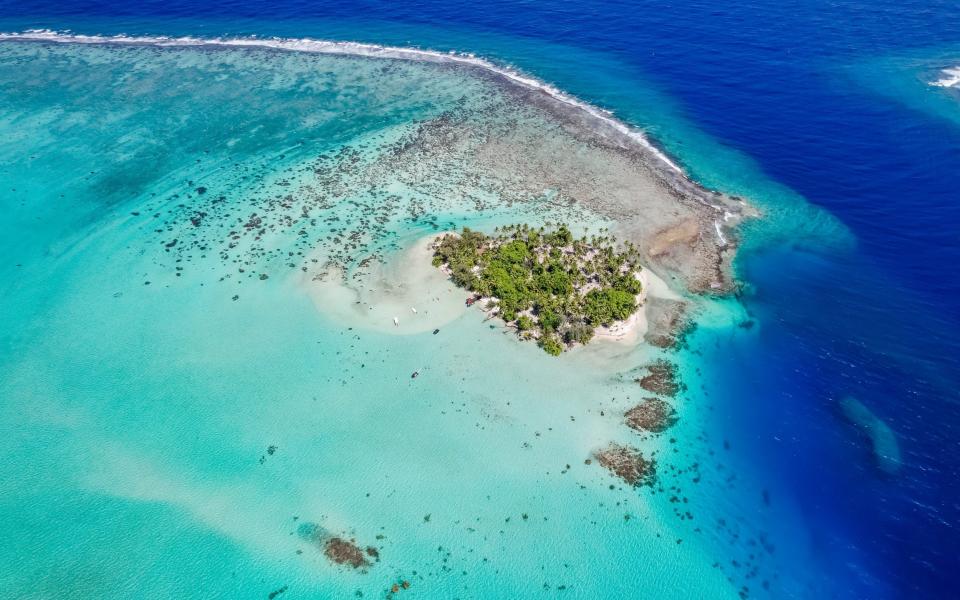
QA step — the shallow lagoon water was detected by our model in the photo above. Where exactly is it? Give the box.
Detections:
[0,41,799,598]
[2,2,960,599]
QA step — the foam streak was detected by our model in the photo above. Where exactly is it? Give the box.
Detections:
[0,29,684,173]
[932,66,960,88]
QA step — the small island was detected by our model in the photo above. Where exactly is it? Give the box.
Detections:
[432,224,644,355]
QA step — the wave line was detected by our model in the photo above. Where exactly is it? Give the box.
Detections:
[0,28,684,173]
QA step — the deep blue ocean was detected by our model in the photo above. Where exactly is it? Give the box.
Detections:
[2,1,959,598]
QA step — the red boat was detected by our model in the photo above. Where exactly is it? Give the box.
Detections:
[465,296,478,306]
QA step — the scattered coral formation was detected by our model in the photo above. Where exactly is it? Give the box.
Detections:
[625,398,679,433]
[637,360,683,397]
[297,521,377,571]
[324,537,371,569]
[593,443,656,487]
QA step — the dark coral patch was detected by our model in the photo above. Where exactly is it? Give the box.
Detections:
[625,397,678,433]
[297,521,375,571]
[593,443,656,487]
[324,537,371,569]
[637,359,683,397]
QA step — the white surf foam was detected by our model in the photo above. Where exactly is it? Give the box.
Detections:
[0,29,684,173]
[931,66,960,88]
[713,220,727,246]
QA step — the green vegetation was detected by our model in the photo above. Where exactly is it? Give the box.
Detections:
[432,224,643,355]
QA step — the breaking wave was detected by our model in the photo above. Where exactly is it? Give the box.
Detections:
[931,66,960,88]
[0,28,683,173]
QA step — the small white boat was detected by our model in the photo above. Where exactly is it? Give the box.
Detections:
[393,317,399,326]
[411,307,418,314]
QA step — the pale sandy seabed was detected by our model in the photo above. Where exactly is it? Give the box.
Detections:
[300,235,468,336]
[0,38,790,599]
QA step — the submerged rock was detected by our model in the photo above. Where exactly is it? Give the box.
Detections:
[593,443,656,487]
[625,398,678,433]
[643,297,692,349]
[297,521,375,571]
[637,360,682,397]
[839,396,902,475]
[324,537,370,569]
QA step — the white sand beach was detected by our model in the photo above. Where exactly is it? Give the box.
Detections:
[299,234,467,335]
[593,267,683,345]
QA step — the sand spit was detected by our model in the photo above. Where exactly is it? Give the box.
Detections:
[591,308,646,345]
[300,235,466,334]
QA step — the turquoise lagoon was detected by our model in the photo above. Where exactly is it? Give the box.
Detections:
[0,39,838,599]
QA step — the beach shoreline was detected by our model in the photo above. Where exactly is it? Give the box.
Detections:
[298,234,467,335]
[588,264,685,344]
[299,228,695,355]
